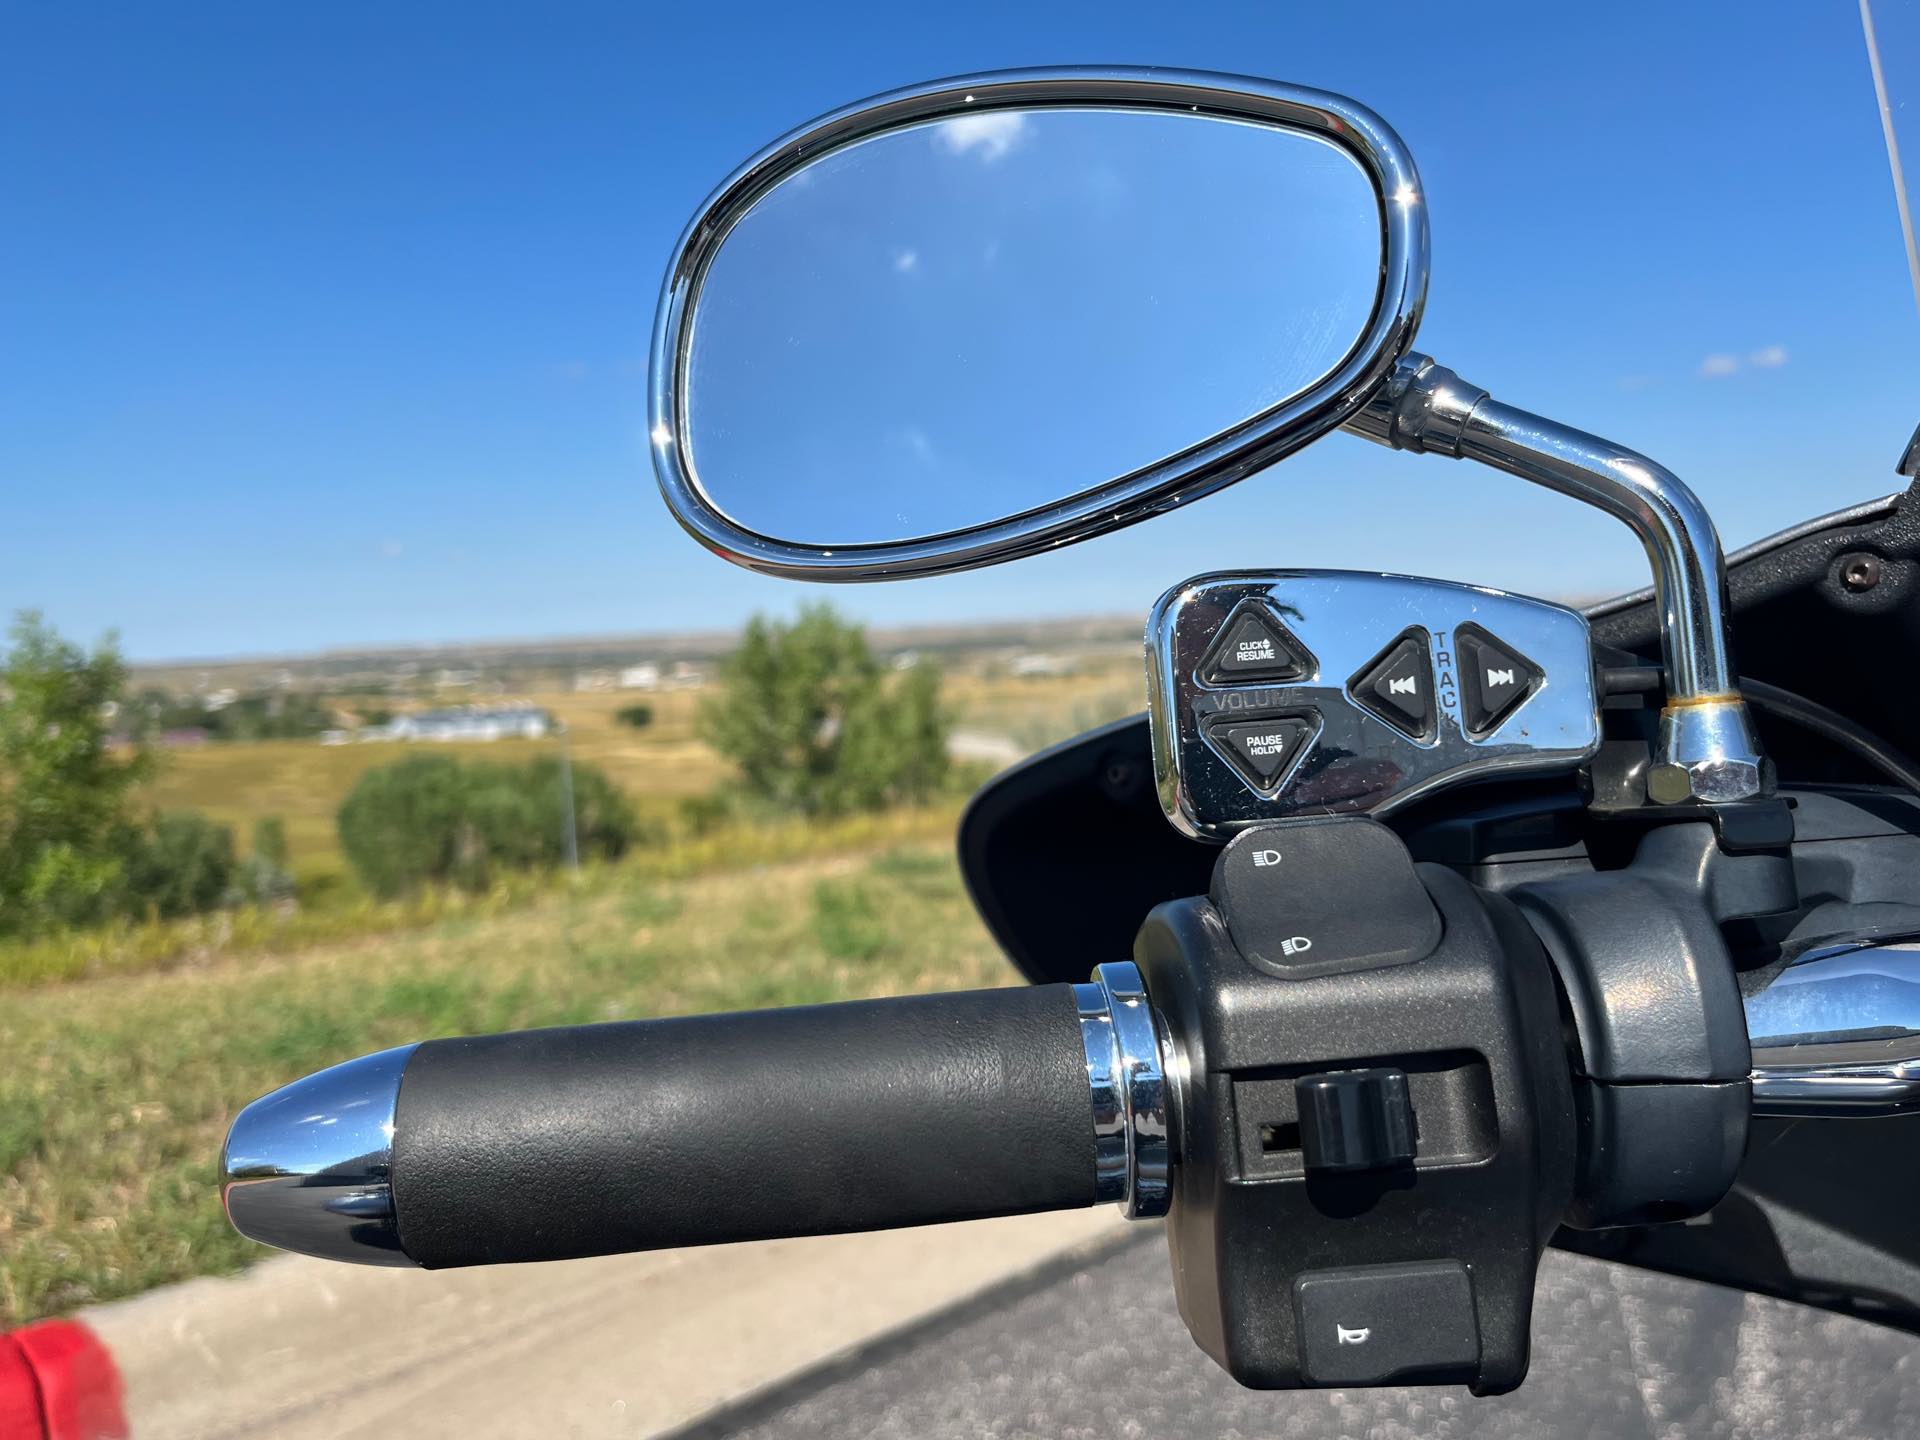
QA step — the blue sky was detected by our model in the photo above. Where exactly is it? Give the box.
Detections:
[688,108,1384,544]
[2,2,1916,660]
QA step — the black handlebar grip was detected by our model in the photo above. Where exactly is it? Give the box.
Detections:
[389,984,1097,1268]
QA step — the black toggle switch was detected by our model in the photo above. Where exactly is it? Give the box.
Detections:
[1200,603,1313,684]
[1296,1067,1417,1173]
[1456,624,1543,737]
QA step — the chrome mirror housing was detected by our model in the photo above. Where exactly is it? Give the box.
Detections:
[649,68,1428,580]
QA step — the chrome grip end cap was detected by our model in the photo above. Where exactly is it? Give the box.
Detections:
[1076,961,1173,1219]
[221,1043,421,1266]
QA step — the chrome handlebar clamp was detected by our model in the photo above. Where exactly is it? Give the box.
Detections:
[1075,960,1174,1219]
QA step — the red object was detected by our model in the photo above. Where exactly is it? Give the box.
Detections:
[0,1334,41,1440]
[0,1322,127,1440]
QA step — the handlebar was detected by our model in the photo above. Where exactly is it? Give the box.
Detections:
[221,965,1168,1269]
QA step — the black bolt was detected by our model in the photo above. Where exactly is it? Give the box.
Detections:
[1840,554,1884,593]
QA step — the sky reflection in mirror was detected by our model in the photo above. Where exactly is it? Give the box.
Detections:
[685,107,1382,548]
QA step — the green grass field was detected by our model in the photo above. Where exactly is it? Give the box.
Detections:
[0,838,1014,1328]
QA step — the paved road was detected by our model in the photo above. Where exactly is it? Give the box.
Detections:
[85,1209,1125,1440]
[693,1231,1920,1440]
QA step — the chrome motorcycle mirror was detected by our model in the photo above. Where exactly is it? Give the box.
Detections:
[649,67,1765,804]
[650,70,1425,570]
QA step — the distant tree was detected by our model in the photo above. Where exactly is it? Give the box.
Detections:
[613,704,654,730]
[122,686,178,741]
[336,753,642,897]
[0,613,151,932]
[117,686,335,743]
[698,605,950,816]
[200,691,334,742]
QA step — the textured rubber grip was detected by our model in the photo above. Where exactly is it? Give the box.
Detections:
[390,984,1096,1268]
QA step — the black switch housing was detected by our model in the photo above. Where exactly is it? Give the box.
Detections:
[1134,843,1577,1395]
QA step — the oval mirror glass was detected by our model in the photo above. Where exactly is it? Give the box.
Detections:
[678,103,1387,551]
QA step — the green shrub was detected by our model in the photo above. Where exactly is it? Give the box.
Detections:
[613,704,654,729]
[676,788,741,838]
[234,817,295,905]
[13,843,128,933]
[252,817,289,870]
[336,753,642,897]
[123,812,238,919]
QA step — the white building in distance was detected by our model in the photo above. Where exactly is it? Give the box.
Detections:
[361,705,553,743]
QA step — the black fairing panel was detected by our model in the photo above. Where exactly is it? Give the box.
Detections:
[958,716,1212,985]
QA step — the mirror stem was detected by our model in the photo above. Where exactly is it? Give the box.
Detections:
[1346,353,1767,804]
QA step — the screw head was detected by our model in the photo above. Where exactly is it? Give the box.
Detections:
[1840,554,1884,593]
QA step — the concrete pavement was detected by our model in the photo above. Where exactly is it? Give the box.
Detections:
[82,1206,1128,1439]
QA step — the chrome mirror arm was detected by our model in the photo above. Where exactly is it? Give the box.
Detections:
[1344,352,1768,804]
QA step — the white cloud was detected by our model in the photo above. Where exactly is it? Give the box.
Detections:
[1698,345,1788,378]
[933,111,1029,162]
[893,249,918,273]
[893,425,936,464]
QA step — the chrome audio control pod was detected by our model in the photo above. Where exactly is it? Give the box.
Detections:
[1148,570,1602,841]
